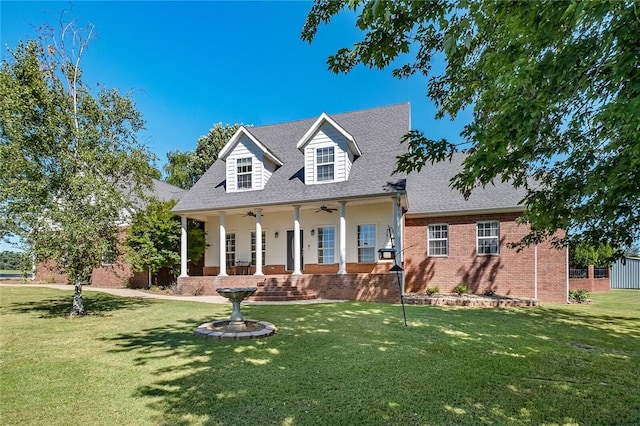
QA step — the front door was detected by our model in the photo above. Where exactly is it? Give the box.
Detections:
[286,230,304,271]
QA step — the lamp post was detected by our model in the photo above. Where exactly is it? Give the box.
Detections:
[378,248,408,327]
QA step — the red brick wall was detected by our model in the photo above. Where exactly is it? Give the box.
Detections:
[177,273,401,302]
[36,257,141,288]
[404,212,567,303]
[536,237,568,302]
[35,228,199,289]
[569,266,610,292]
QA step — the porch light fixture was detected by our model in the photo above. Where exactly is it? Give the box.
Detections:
[310,229,315,236]
[378,248,396,260]
[274,232,279,238]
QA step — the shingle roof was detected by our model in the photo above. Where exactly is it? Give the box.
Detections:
[405,152,527,215]
[149,179,186,202]
[172,104,528,216]
[173,103,411,214]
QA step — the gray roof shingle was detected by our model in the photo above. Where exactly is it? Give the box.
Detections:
[173,103,411,214]
[172,104,527,216]
[150,179,186,202]
[405,152,527,215]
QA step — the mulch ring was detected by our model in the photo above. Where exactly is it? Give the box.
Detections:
[403,293,539,307]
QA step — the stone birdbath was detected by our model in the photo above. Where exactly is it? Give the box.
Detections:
[194,287,277,340]
[216,287,257,331]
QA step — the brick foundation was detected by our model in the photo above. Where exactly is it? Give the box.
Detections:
[177,273,401,302]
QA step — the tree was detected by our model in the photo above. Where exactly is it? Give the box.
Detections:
[0,251,29,271]
[164,123,242,189]
[0,19,156,315]
[570,242,616,267]
[302,1,640,259]
[124,199,206,287]
[624,243,640,258]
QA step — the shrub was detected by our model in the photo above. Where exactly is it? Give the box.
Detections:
[453,284,468,296]
[569,289,590,303]
[425,287,439,296]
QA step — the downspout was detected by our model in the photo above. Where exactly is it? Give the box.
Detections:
[566,245,570,303]
[534,244,538,300]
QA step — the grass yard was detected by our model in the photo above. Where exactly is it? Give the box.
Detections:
[1,287,639,425]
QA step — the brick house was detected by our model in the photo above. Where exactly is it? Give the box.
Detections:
[35,179,186,288]
[172,103,569,303]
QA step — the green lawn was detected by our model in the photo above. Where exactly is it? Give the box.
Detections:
[1,287,639,425]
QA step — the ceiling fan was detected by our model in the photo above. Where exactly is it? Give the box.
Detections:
[315,205,337,213]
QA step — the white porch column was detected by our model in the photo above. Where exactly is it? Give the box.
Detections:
[392,194,404,295]
[254,209,263,276]
[392,195,403,265]
[218,212,227,276]
[293,205,302,275]
[338,201,347,274]
[180,216,188,277]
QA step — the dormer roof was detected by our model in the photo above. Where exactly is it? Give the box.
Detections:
[219,126,283,166]
[296,112,362,157]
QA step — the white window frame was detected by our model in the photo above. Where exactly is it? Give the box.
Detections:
[236,157,252,190]
[357,224,376,263]
[428,223,449,257]
[316,146,335,182]
[251,230,266,267]
[225,233,236,267]
[477,221,499,255]
[317,226,336,264]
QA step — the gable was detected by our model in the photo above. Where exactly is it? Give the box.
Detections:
[219,127,282,192]
[297,114,360,184]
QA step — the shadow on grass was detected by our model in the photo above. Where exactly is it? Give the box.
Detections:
[5,292,152,318]
[102,300,640,425]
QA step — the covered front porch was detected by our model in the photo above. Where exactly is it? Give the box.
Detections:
[175,196,406,301]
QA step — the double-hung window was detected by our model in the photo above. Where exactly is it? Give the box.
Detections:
[225,233,236,267]
[317,226,335,264]
[236,157,252,189]
[477,221,499,255]
[316,147,334,182]
[428,224,448,256]
[357,224,376,263]
[251,231,266,266]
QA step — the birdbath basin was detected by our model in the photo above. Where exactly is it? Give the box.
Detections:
[216,287,257,331]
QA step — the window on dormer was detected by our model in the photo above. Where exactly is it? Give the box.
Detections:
[236,157,252,189]
[316,146,335,182]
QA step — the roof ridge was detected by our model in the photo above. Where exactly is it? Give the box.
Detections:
[250,102,410,131]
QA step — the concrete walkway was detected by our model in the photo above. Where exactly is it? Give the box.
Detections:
[0,282,345,305]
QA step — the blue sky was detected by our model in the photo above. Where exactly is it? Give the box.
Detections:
[1,1,469,251]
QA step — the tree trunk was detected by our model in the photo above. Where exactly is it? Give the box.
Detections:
[148,269,152,289]
[72,279,86,316]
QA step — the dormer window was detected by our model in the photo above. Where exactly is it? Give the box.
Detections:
[237,157,252,189]
[316,147,335,182]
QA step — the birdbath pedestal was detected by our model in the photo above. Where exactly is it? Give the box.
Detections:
[216,287,257,331]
